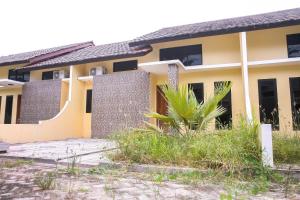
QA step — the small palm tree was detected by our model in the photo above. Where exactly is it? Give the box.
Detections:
[145,82,232,135]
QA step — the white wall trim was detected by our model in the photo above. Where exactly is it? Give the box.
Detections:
[78,76,93,82]
[248,57,300,67]
[184,63,241,71]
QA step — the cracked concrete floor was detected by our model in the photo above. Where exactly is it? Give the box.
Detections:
[0,158,299,200]
[0,139,117,165]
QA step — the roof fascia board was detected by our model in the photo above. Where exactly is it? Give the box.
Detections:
[129,20,300,47]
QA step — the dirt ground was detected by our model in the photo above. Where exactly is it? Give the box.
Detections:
[0,158,299,200]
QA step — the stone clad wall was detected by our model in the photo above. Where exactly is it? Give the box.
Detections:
[91,71,150,137]
[20,80,62,124]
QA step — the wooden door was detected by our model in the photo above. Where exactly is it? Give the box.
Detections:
[156,86,168,128]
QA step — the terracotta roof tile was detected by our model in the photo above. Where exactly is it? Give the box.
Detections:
[0,41,94,67]
[21,41,152,70]
[130,8,300,46]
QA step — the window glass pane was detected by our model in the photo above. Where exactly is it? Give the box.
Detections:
[16,95,22,124]
[160,44,202,66]
[42,71,54,80]
[258,79,279,130]
[4,95,13,124]
[290,77,300,130]
[8,69,16,80]
[86,90,92,113]
[22,72,30,82]
[113,60,138,72]
[214,81,232,129]
[8,69,30,82]
[188,83,204,103]
[287,33,300,58]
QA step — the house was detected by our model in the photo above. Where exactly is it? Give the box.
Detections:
[0,8,299,143]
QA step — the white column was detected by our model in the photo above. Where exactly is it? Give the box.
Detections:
[239,32,253,122]
[259,124,274,167]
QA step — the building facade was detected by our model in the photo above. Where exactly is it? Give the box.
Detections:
[0,8,299,143]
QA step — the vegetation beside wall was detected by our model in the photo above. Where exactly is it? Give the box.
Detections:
[112,122,261,171]
[112,83,300,196]
[273,133,300,164]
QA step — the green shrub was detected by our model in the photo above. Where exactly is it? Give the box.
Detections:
[145,82,232,135]
[34,171,56,190]
[273,133,300,164]
[0,159,33,168]
[112,122,261,172]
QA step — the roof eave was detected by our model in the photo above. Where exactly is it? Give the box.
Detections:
[129,19,300,47]
[0,60,29,67]
[18,48,152,72]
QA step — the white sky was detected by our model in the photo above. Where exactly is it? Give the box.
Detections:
[0,0,299,56]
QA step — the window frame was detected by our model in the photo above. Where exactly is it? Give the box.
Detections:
[214,81,232,129]
[86,89,92,113]
[42,71,54,80]
[4,95,13,124]
[159,44,203,66]
[258,79,279,130]
[8,69,30,82]
[287,33,300,58]
[113,60,138,72]
[289,77,300,130]
[188,83,204,103]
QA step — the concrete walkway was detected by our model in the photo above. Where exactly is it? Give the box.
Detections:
[0,139,117,165]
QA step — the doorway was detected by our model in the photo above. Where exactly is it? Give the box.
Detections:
[4,95,13,124]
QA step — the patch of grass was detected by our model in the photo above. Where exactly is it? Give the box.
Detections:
[147,168,288,197]
[273,133,300,164]
[34,171,56,190]
[112,121,300,195]
[78,187,89,193]
[112,122,260,173]
[87,166,107,175]
[220,192,234,200]
[0,159,33,168]
[65,156,81,176]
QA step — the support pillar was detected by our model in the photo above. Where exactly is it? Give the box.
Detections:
[239,32,253,122]
[168,63,179,90]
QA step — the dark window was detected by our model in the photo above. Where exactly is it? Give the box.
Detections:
[16,95,22,124]
[4,95,13,124]
[113,60,138,72]
[287,33,300,58]
[42,71,54,80]
[188,83,204,103]
[215,81,232,129]
[290,77,300,130]
[86,90,92,113]
[160,44,202,66]
[258,79,279,130]
[8,69,30,82]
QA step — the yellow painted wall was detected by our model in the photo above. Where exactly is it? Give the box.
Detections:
[247,25,300,61]
[0,66,85,143]
[140,33,241,65]
[0,66,10,79]
[30,66,69,81]
[60,81,69,109]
